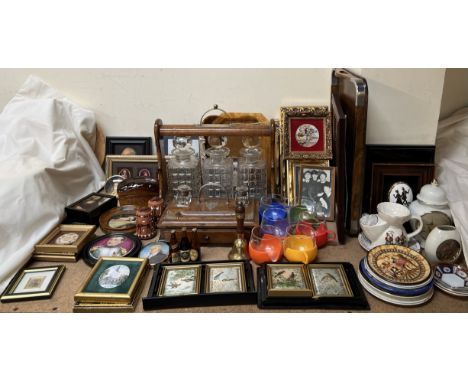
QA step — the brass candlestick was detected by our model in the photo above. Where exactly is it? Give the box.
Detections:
[228,201,248,260]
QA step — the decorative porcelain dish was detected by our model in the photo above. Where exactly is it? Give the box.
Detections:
[358,232,421,253]
[433,264,468,296]
[366,245,432,285]
[359,259,433,297]
[358,269,434,306]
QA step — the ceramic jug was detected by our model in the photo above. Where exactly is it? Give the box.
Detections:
[369,202,423,249]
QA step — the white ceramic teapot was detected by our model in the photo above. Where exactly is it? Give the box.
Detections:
[367,202,423,249]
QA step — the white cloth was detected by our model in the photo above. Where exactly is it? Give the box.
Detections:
[0,76,105,293]
[435,107,468,265]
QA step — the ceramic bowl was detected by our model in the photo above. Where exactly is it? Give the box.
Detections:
[433,264,468,289]
[377,202,411,226]
[358,232,421,253]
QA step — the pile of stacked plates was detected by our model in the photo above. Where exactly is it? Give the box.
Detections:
[433,264,468,297]
[358,244,434,306]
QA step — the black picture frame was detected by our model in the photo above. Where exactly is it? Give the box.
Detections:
[81,233,142,267]
[65,192,117,225]
[142,260,257,310]
[257,262,369,310]
[106,136,152,156]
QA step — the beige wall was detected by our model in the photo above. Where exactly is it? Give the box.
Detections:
[0,68,447,146]
[0,69,331,138]
[439,68,468,120]
[361,68,446,145]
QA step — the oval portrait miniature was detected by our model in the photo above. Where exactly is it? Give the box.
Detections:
[388,182,413,207]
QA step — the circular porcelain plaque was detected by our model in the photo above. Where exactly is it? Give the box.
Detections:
[295,123,319,148]
[367,245,431,285]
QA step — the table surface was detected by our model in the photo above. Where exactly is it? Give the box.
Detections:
[1,236,467,313]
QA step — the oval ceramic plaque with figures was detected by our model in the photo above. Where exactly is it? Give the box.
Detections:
[367,245,431,285]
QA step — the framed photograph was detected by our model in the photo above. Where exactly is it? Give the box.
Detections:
[163,136,200,156]
[81,233,142,266]
[157,264,201,297]
[286,159,329,204]
[105,155,158,179]
[281,106,332,160]
[205,262,246,294]
[106,136,152,155]
[35,224,96,254]
[75,257,148,305]
[308,264,353,297]
[1,265,65,302]
[65,192,117,225]
[299,165,336,221]
[369,163,435,213]
[266,263,313,297]
[99,205,137,234]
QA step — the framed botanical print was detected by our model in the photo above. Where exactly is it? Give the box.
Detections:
[105,155,158,179]
[281,106,332,160]
[307,264,353,297]
[106,136,152,155]
[266,263,313,297]
[157,264,201,297]
[298,165,336,221]
[205,262,246,294]
[1,265,65,302]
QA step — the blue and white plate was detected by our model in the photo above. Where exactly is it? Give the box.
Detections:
[434,264,468,296]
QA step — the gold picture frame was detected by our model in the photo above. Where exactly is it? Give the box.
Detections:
[307,264,353,297]
[0,265,65,302]
[105,155,159,179]
[157,264,201,297]
[204,262,246,294]
[34,224,96,254]
[74,257,148,305]
[266,263,313,297]
[280,106,332,160]
[286,159,330,204]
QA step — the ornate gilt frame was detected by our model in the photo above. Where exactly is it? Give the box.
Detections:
[280,106,332,160]
[105,155,159,178]
[34,224,97,254]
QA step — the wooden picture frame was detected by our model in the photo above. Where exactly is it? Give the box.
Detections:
[369,163,435,213]
[281,106,332,160]
[65,192,117,225]
[34,224,96,254]
[204,262,246,294]
[105,155,159,179]
[266,263,313,297]
[157,264,202,297]
[1,265,65,302]
[106,136,152,155]
[74,257,148,304]
[298,165,336,221]
[307,264,353,297]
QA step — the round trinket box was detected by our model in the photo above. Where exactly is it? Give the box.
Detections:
[367,245,432,285]
[81,233,141,266]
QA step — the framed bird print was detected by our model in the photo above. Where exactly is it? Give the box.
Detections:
[281,106,332,160]
[266,263,313,297]
[205,262,246,294]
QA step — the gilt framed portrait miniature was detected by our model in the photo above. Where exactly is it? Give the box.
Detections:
[35,224,96,254]
[1,265,65,302]
[105,155,159,179]
[157,264,201,297]
[106,137,152,156]
[81,233,141,266]
[281,106,332,160]
[308,264,353,297]
[74,257,147,305]
[205,262,246,294]
[266,263,313,297]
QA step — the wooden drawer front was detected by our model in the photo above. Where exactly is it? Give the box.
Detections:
[159,228,251,245]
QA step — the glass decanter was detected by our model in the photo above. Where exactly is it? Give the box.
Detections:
[202,146,233,198]
[167,146,201,198]
[238,146,267,200]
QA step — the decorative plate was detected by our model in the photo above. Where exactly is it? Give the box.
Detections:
[359,259,433,297]
[358,270,434,306]
[358,233,421,253]
[434,264,468,290]
[82,233,141,266]
[99,205,137,234]
[367,245,432,285]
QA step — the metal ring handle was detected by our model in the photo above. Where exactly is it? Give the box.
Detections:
[199,104,228,125]
[198,182,230,203]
